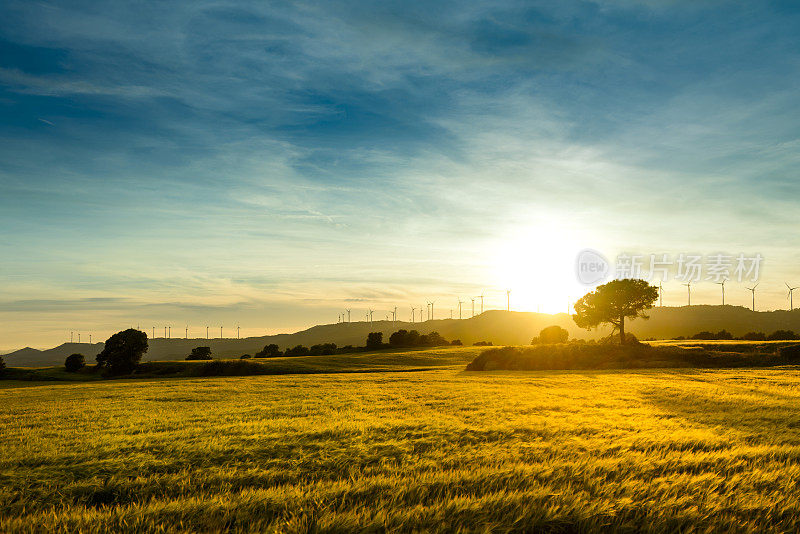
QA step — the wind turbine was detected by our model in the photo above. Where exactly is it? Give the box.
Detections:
[746,283,759,311]
[457,298,463,319]
[429,301,435,320]
[220,326,223,338]
[683,281,692,306]
[237,325,240,339]
[715,279,727,306]
[506,289,511,311]
[658,282,663,307]
[480,292,484,314]
[787,282,799,311]
[471,297,475,317]
[368,309,374,324]
[78,333,81,343]
[206,326,209,339]
[164,326,167,338]
[152,326,155,339]
[393,306,397,323]
[70,331,73,343]
[410,306,415,323]
[185,325,188,339]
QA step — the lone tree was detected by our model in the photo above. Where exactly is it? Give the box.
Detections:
[186,346,212,360]
[0,355,5,376]
[96,329,148,374]
[573,279,658,344]
[64,353,86,372]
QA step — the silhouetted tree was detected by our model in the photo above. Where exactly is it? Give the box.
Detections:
[186,346,213,360]
[473,341,493,346]
[451,339,463,346]
[743,331,767,341]
[389,329,409,347]
[573,279,658,344]
[534,325,569,344]
[366,332,384,350]
[255,344,282,358]
[96,329,148,375]
[64,353,85,372]
[240,354,252,359]
[422,331,446,346]
[0,355,5,375]
[691,331,716,340]
[284,345,310,357]
[309,343,337,355]
[768,330,800,341]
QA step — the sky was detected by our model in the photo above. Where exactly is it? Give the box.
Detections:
[1,0,800,349]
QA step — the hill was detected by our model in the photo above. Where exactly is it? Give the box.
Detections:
[5,306,800,368]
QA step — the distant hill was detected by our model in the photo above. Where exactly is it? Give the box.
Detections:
[5,306,800,368]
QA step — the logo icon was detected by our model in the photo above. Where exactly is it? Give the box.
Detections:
[576,249,609,285]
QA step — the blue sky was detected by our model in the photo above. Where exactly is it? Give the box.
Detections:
[2,1,800,348]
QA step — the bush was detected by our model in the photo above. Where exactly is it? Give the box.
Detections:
[464,343,774,372]
[451,339,463,346]
[255,344,282,358]
[240,354,252,359]
[96,329,148,375]
[534,325,569,344]
[743,331,767,341]
[768,330,800,341]
[64,353,85,372]
[186,347,213,360]
[473,341,493,346]
[0,355,5,375]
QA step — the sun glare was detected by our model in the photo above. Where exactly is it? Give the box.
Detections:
[491,228,593,314]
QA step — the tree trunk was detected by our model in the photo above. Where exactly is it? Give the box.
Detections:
[619,315,625,345]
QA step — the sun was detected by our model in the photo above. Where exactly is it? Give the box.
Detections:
[491,227,594,314]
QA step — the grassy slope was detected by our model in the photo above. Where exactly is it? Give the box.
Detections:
[3,368,800,532]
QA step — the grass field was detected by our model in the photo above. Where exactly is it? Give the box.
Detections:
[4,358,800,532]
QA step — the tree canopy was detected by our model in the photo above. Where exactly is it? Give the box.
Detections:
[573,279,658,344]
[96,329,148,374]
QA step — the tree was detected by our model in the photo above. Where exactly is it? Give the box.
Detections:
[535,325,569,344]
[284,345,310,357]
[389,329,409,347]
[768,330,800,341]
[451,339,463,346]
[573,279,658,344]
[240,354,252,359]
[0,355,5,375]
[64,353,85,372]
[366,332,383,350]
[96,329,148,374]
[255,344,282,358]
[186,346,213,360]
[743,331,767,341]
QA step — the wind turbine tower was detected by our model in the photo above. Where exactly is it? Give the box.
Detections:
[787,282,799,311]
[457,298,463,319]
[715,279,727,305]
[683,281,692,306]
[346,309,351,322]
[658,283,663,307]
[506,289,511,311]
[471,297,475,317]
[746,283,759,311]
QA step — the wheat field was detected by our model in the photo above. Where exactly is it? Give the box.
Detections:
[3,365,800,532]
